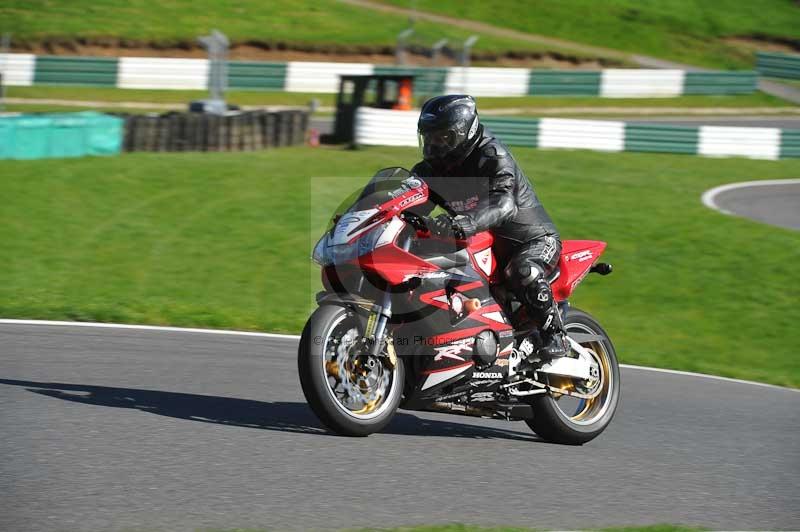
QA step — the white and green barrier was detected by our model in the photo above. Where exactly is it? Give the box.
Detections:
[354,107,799,160]
[0,53,36,86]
[0,54,759,97]
[0,111,124,160]
[117,57,208,90]
[756,51,800,80]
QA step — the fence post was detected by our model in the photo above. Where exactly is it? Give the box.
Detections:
[396,28,415,66]
[197,29,230,114]
[0,33,10,113]
[460,35,479,92]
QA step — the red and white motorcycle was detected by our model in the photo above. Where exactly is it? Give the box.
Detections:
[299,167,620,444]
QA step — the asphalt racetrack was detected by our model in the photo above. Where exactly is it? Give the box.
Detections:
[2,322,798,531]
[702,179,800,231]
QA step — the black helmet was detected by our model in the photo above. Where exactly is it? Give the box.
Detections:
[418,95,482,169]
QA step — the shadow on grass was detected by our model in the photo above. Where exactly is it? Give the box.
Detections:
[0,378,539,441]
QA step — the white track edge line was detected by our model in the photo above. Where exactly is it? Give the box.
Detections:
[1,319,797,393]
[618,364,797,393]
[701,178,800,215]
[0,319,300,340]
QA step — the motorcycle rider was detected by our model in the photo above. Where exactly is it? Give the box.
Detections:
[410,94,568,360]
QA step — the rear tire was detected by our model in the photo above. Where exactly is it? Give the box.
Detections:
[298,304,404,437]
[526,308,620,445]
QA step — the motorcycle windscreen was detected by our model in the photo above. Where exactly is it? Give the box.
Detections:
[314,167,419,266]
[315,215,400,266]
[327,167,414,231]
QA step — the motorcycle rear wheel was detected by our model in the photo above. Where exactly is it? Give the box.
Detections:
[526,308,620,445]
[298,304,404,437]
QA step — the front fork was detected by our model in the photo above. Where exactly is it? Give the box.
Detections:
[365,290,392,358]
[363,231,411,361]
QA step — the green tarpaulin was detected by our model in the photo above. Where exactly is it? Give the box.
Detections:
[0,111,124,160]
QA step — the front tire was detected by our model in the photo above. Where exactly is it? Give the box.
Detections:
[298,304,404,437]
[526,308,621,445]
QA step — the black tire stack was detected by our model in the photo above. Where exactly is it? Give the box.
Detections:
[118,109,309,152]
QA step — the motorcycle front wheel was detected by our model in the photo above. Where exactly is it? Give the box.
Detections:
[526,307,621,445]
[298,304,404,437]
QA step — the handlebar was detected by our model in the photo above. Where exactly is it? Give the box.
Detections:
[400,211,431,236]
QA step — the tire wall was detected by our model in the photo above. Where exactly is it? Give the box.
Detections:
[118,109,309,152]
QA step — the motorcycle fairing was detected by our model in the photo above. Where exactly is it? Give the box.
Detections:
[398,239,608,398]
[360,244,441,285]
[464,231,501,284]
[552,240,607,300]
[391,272,515,396]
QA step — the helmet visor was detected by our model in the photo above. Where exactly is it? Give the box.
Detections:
[419,127,460,161]
[422,128,458,149]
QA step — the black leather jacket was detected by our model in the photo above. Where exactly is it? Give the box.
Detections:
[410,129,559,244]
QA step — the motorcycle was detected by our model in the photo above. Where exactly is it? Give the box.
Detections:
[299,167,620,444]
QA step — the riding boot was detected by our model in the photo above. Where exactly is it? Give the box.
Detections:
[524,277,568,361]
[537,302,568,360]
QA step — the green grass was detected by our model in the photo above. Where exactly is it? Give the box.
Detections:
[1,146,798,387]
[2,87,333,115]
[6,86,334,107]
[6,86,794,116]
[2,87,333,116]
[381,0,800,69]
[0,0,596,58]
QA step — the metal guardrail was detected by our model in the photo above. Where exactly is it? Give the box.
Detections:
[355,107,798,160]
[683,71,759,94]
[623,123,699,154]
[780,129,800,158]
[756,51,800,80]
[227,62,287,90]
[529,71,600,95]
[479,117,539,147]
[33,56,118,86]
[0,54,762,97]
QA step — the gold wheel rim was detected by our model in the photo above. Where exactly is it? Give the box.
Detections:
[322,315,394,419]
[571,343,609,422]
[547,325,613,425]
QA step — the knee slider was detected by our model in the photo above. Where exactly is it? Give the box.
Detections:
[515,263,543,288]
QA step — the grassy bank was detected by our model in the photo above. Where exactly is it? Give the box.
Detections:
[0,0,595,59]
[4,1,797,69]
[1,146,798,387]
[380,0,800,69]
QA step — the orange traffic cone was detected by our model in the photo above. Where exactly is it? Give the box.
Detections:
[393,78,413,111]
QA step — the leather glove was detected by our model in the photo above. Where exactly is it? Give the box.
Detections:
[429,214,477,240]
[452,214,477,239]
[429,214,456,239]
